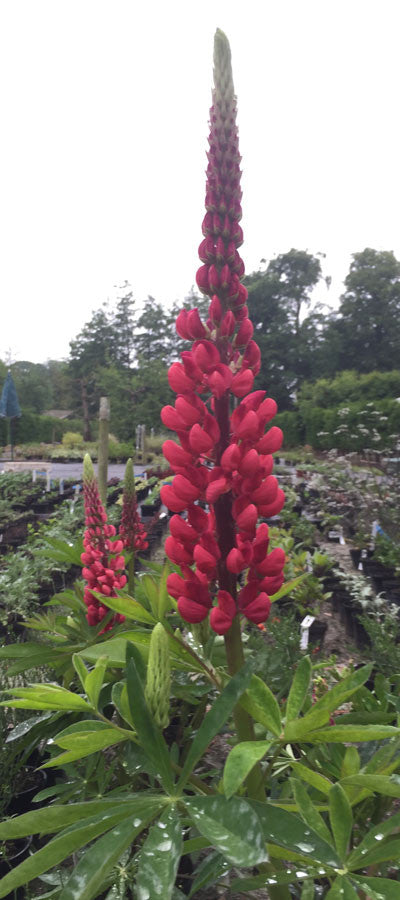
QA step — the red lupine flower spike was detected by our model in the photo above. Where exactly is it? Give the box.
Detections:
[82,454,126,630]
[161,30,285,633]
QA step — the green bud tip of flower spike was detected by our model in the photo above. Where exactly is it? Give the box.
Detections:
[123,458,136,500]
[83,453,95,485]
[213,28,235,107]
[145,622,171,731]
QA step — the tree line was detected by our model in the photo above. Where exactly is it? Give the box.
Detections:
[2,249,400,442]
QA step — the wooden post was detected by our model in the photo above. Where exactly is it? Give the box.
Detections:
[98,397,110,507]
[141,424,146,462]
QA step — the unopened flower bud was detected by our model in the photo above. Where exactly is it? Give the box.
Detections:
[145,623,171,730]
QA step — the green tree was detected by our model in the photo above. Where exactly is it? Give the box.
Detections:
[135,298,176,364]
[45,360,75,410]
[245,250,324,408]
[333,248,400,372]
[69,305,116,440]
[111,283,136,369]
[10,361,52,413]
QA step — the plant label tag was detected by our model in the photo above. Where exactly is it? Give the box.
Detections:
[300,615,316,650]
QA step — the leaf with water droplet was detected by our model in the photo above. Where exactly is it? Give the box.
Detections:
[350,875,400,900]
[248,801,340,867]
[185,795,268,867]
[136,808,183,900]
[347,810,400,869]
[329,783,353,863]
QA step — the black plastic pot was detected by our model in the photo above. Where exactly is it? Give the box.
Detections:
[136,487,149,502]
[0,835,32,885]
[7,767,47,816]
[353,617,369,649]
[382,579,400,593]
[349,548,362,569]
[309,619,327,643]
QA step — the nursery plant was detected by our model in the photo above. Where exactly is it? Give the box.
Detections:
[1,30,400,900]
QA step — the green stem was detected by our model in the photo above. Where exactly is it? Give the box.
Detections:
[224,616,264,799]
[98,397,110,507]
[128,551,135,595]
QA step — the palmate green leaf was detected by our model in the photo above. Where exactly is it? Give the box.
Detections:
[184,795,268,866]
[284,665,372,741]
[45,588,85,612]
[0,806,139,898]
[240,673,282,736]
[290,779,332,844]
[177,661,254,790]
[94,591,157,625]
[223,741,271,799]
[41,727,129,768]
[0,798,142,840]
[291,762,332,795]
[84,655,109,709]
[158,560,172,618]
[188,852,229,899]
[365,736,400,773]
[330,710,396,725]
[112,681,134,727]
[58,800,163,900]
[0,643,67,674]
[72,654,88,691]
[340,746,360,778]
[346,811,400,869]
[306,725,400,743]
[325,877,359,899]
[126,645,173,792]
[5,711,55,743]
[328,784,352,862]
[349,837,400,868]
[351,875,400,899]
[230,868,321,892]
[286,656,312,722]
[0,684,91,712]
[301,881,315,900]
[249,801,340,867]
[136,808,183,900]
[341,773,400,798]
[141,574,159,617]
[39,536,84,565]
[270,575,306,602]
[79,631,205,673]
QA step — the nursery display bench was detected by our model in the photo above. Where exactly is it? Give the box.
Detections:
[1,461,53,491]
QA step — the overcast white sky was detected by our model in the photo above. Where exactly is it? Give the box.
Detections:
[1,0,400,364]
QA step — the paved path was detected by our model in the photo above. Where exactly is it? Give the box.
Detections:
[0,461,147,482]
[50,463,147,482]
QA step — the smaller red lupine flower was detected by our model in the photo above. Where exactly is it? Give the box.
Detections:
[120,458,148,555]
[82,454,126,630]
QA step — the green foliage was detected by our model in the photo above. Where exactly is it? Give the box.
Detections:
[274,410,304,447]
[334,248,400,373]
[299,368,400,409]
[62,431,84,449]
[298,395,400,451]
[244,250,324,409]
[0,412,84,446]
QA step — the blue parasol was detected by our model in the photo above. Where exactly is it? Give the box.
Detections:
[0,371,21,460]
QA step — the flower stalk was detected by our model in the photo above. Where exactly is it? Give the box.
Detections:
[161,30,285,652]
[120,458,148,593]
[81,453,126,629]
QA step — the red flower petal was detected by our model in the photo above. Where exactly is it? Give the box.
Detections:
[178,596,210,623]
[160,484,188,513]
[210,606,233,635]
